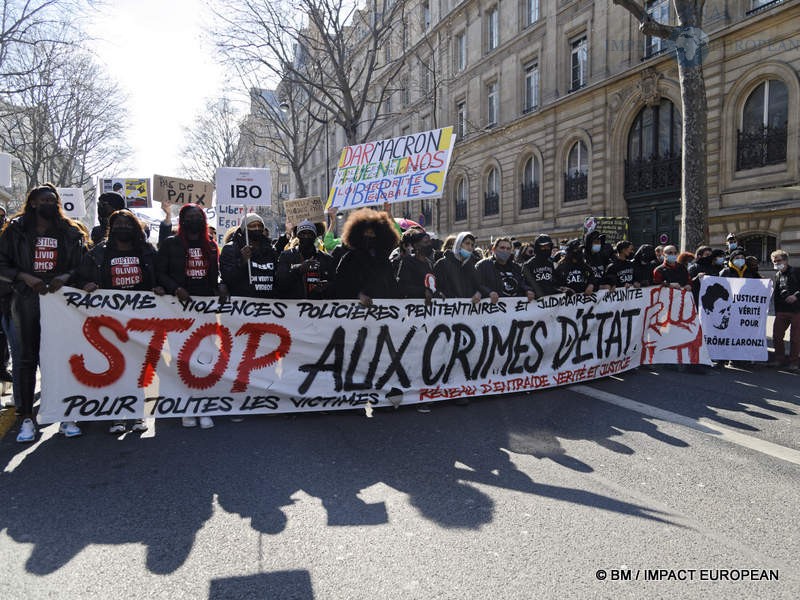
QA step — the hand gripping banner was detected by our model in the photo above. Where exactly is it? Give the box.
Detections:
[38,286,711,423]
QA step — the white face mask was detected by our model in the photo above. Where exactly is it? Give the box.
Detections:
[773,263,786,272]
[728,242,738,251]
[733,258,745,268]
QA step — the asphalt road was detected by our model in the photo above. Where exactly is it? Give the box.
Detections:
[0,362,798,600]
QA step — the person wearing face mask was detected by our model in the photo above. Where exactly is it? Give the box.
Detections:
[396,229,438,300]
[554,239,595,294]
[583,230,613,289]
[687,245,723,302]
[769,250,800,370]
[335,208,399,305]
[523,234,567,297]
[0,184,87,442]
[73,209,163,434]
[653,245,692,290]
[475,237,535,304]
[433,231,481,303]
[602,241,638,289]
[632,244,657,287]
[220,213,279,298]
[718,248,759,279]
[90,192,126,246]
[725,233,738,257]
[276,220,335,299]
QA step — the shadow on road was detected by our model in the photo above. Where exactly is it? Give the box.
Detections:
[0,390,681,577]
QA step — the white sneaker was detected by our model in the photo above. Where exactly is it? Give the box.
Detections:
[199,416,214,429]
[16,418,36,443]
[108,422,126,434]
[182,417,197,428]
[59,421,82,438]
[131,419,148,432]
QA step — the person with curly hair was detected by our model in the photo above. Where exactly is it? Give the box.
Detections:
[0,184,87,442]
[335,208,400,305]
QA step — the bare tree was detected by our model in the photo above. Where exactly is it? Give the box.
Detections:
[213,0,408,147]
[180,96,245,183]
[0,35,130,190]
[613,0,708,251]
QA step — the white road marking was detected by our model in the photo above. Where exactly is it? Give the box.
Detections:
[572,384,800,467]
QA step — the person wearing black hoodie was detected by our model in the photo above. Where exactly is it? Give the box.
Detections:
[632,244,657,287]
[687,246,723,302]
[396,229,437,300]
[91,192,126,246]
[603,240,637,289]
[554,239,595,294]
[584,230,613,289]
[475,237,534,303]
[220,213,280,298]
[522,234,565,297]
[276,220,336,299]
[433,231,481,302]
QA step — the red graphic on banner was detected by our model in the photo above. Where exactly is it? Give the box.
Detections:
[177,322,233,389]
[68,316,129,387]
[34,237,58,272]
[128,318,194,387]
[232,323,292,392]
[641,287,703,364]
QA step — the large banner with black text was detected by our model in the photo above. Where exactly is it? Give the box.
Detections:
[38,286,711,423]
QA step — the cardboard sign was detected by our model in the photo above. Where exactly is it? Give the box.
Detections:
[327,127,455,210]
[215,167,271,206]
[0,153,12,187]
[153,174,213,207]
[101,177,150,208]
[583,216,630,244]
[284,196,324,224]
[56,188,86,218]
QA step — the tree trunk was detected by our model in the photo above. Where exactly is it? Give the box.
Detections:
[677,57,708,252]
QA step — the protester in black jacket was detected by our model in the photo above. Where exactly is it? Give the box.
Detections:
[396,229,436,300]
[603,241,637,288]
[220,213,279,298]
[770,250,800,370]
[335,208,400,305]
[90,192,126,246]
[433,231,481,302]
[0,184,87,442]
[475,237,534,303]
[687,246,723,302]
[632,244,657,287]
[554,239,595,294]
[522,234,564,297]
[584,230,613,289]
[276,220,335,299]
[719,248,760,279]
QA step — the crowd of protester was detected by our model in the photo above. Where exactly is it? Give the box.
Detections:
[0,185,797,442]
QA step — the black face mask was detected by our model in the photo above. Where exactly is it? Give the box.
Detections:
[299,238,315,253]
[37,204,58,220]
[113,230,135,243]
[363,238,377,253]
[418,245,434,257]
[247,229,264,241]
[534,247,551,257]
[98,204,113,220]
[183,220,204,234]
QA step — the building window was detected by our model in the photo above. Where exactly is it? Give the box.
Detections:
[485,167,500,216]
[565,141,588,202]
[625,99,682,195]
[645,0,670,57]
[421,59,431,95]
[486,6,499,52]
[455,177,468,221]
[523,62,539,113]
[423,1,431,30]
[401,77,409,106]
[521,156,540,210]
[385,42,392,64]
[526,0,539,26]
[737,79,788,170]
[454,31,467,72]
[747,0,785,17]
[570,35,588,92]
[457,101,466,138]
[487,81,498,126]
[402,20,409,50]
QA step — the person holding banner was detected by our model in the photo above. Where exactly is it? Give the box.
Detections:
[632,244,658,287]
[475,237,535,303]
[769,250,800,370]
[433,231,481,302]
[653,245,692,291]
[719,248,760,279]
[554,239,595,295]
[156,204,227,430]
[602,241,638,289]
[522,234,564,298]
[396,229,437,301]
[276,220,335,300]
[74,210,163,433]
[220,213,279,299]
[0,184,87,442]
[335,208,400,305]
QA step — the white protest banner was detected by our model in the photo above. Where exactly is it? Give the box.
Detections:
[0,153,12,187]
[698,276,773,361]
[327,127,455,210]
[215,167,271,206]
[56,188,86,218]
[284,196,324,224]
[38,286,710,423]
[153,174,213,207]
[101,177,150,208]
[216,204,255,245]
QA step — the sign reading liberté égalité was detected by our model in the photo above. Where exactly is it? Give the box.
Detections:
[326,127,455,210]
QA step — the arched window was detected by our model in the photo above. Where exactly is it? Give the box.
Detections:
[454,177,467,222]
[625,99,682,195]
[564,141,588,202]
[484,167,500,216]
[737,79,788,170]
[521,156,540,210]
